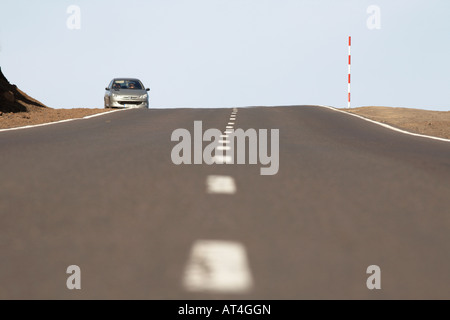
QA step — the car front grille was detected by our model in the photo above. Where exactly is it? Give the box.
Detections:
[118,101,143,105]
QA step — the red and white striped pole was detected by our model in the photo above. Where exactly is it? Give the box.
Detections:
[348,36,351,108]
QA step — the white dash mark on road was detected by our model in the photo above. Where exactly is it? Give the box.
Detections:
[212,155,233,164]
[226,126,233,129]
[220,135,229,138]
[183,240,253,293]
[206,175,236,193]
[228,122,235,125]
[216,146,230,151]
[219,140,230,144]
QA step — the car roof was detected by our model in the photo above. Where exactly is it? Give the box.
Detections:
[113,78,142,82]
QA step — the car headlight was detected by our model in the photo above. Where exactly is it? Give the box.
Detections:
[140,94,148,99]
[112,93,118,98]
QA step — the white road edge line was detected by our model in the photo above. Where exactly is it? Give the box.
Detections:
[0,108,131,132]
[316,105,450,143]
[182,240,253,293]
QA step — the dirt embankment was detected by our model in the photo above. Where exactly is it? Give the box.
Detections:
[0,67,109,129]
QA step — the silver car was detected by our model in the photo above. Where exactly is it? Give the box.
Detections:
[104,78,150,109]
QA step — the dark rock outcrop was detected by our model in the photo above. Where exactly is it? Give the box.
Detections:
[0,67,48,113]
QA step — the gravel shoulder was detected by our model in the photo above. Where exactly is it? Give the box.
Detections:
[340,106,450,140]
[0,106,111,129]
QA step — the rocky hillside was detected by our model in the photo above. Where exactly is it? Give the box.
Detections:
[0,67,48,113]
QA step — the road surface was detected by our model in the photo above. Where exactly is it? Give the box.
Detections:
[1,105,449,299]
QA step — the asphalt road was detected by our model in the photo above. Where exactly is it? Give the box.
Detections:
[1,105,449,299]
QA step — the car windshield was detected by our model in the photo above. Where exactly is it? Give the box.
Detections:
[113,80,143,90]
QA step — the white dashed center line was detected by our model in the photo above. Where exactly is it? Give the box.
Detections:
[182,240,253,294]
[190,109,253,295]
[214,109,238,161]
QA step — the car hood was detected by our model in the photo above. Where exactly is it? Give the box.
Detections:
[111,89,147,96]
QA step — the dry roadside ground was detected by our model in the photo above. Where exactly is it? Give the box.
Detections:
[0,106,110,129]
[341,106,450,140]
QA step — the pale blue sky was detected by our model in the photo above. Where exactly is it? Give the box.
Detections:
[1,0,449,110]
